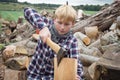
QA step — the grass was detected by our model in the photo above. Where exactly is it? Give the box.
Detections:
[0,10,97,22]
[84,10,98,16]
[0,10,23,21]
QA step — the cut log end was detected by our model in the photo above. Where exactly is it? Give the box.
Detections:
[83,37,91,45]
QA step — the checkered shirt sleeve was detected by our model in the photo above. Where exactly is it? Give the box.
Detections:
[24,7,49,29]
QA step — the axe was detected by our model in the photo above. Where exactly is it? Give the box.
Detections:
[46,38,66,65]
[32,34,66,65]
[46,38,77,80]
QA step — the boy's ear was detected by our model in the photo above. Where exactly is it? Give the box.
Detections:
[72,22,75,27]
[72,22,75,25]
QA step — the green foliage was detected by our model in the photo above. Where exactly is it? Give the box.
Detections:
[0,0,17,3]
[76,4,102,11]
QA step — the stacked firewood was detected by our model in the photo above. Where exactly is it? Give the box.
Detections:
[0,1,120,80]
[0,17,39,80]
[0,37,38,80]
[0,17,35,44]
[73,1,120,80]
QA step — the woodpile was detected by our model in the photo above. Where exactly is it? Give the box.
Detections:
[0,18,35,43]
[0,1,120,80]
[0,38,37,80]
[72,1,120,80]
[0,17,38,80]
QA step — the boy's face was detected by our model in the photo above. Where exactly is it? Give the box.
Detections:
[54,18,74,35]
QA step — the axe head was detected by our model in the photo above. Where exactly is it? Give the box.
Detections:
[57,47,66,66]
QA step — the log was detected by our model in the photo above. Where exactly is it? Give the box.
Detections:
[9,21,17,32]
[116,16,120,36]
[12,38,31,46]
[74,32,91,46]
[109,22,117,31]
[101,42,120,53]
[17,16,23,24]
[72,1,120,33]
[85,26,98,40]
[4,29,11,36]
[54,58,77,80]
[88,39,101,49]
[88,62,102,80]
[2,45,16,61]
[88,62,120,80]
[73,33,86,51]
[88,31,117,49]
[79,54,99,66]
[80,47,102,57]
[0,65,5,80]
[4,68,27,80]
[100,31,118,46]
[4,56,29,70]
[83,66,92,80]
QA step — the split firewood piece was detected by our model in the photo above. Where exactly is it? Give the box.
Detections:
[0,65,6,80]
[116,16,120,36]
[2,45,28,61]
[4,56,29,70]
[2,45,16,61]
[109,22,117,31]
[79,53,100,66]
[88,39,100,49]
[17,16,24,24]
[1,20,10,27]
[54,58,77,80]
[85,26,99,40]
[74,32,86,49]
[88,31,118,49]
[15,46,28,55]
[4,68,27,80]
[4,28,11,36]
[100,31,118,46]
[98,43,120,70]
[9,21,17,32]
[88,62,102,80]
[74,32,91,46]
[80,47,102,58]
[101,43,120,53]
[25,40,37,49]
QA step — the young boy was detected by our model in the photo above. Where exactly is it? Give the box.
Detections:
[24,4,83,80]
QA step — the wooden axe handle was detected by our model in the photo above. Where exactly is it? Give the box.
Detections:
[46,38,60,54]
[32,34,61,54]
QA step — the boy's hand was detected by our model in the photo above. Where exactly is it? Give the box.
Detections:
[39,27,51,43]
[75,75,80,80]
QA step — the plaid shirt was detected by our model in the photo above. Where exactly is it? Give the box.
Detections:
[24,8,83,80]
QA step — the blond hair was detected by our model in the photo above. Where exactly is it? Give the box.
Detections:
[54,5,77,23]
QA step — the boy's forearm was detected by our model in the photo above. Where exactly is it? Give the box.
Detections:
[24,7,47,30]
